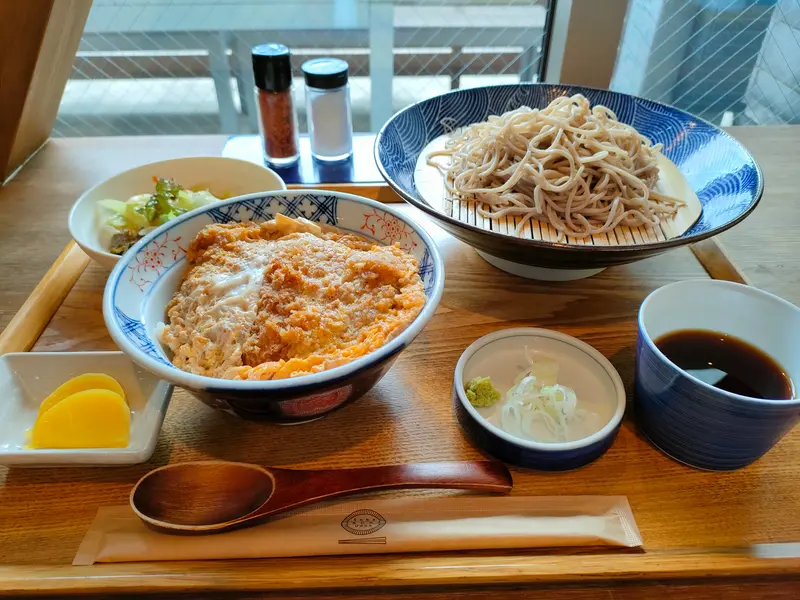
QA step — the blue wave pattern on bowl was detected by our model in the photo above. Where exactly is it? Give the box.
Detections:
[635,332,800,471]
[110,193,439,367]
[206,193,338,225]
[113,306,172,367]
[377,84,760,238]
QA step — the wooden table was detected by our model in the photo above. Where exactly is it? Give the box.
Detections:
[0,130,798,599]
[716,126,800,302]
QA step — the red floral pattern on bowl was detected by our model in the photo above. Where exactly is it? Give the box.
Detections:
[361,209,418,251]
[127,232,185,291]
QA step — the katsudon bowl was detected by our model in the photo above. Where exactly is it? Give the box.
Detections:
[103,190,444,422]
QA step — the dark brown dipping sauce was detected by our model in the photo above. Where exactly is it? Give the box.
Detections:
[654,329,794,400]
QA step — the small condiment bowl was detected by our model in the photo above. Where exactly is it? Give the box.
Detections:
[453,328,626,471]
[69,156,286,269]
[0,352,172,466]
[636,280,800,471]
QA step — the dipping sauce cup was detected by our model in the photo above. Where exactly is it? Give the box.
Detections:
[636,280,800,471]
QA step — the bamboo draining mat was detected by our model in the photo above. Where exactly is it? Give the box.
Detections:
[418,135,702,249]
[451,197,685,246]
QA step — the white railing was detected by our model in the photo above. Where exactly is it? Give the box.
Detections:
[58,0,547,136]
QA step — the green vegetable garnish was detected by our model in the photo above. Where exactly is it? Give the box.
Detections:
[98,199,127,214]
[175,189,195,210]
[107,214,128,230]
[125,202,150,229]
[155,208,187,225]
[141,196,160,223]
[465,376,501,407]
[98,178,222,255]
[153,177,181,216]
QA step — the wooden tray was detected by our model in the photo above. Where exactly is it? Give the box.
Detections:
[0,183,796,599]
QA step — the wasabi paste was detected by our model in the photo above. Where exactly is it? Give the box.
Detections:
[465,376,501,407]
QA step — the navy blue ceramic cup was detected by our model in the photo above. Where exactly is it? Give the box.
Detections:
[636,280,800,471]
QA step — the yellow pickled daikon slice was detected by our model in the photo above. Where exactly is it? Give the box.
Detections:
[37,373,126,417]
[31,389,130,449]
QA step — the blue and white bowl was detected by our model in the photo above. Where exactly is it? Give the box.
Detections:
[454,328,626,471]
[375,83,763,279]
[103,190,444,422]
[636,280,800,470]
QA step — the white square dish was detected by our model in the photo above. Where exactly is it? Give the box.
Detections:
[0,352,173,466]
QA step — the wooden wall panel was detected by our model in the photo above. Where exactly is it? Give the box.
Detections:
[0,0,91,183]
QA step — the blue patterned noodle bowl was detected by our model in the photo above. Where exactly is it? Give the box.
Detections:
[102,190,444,421]
[375,83,763,272]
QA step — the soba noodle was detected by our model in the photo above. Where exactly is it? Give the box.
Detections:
[426,94,683,240]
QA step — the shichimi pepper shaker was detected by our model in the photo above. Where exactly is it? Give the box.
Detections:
[252,43,300,166]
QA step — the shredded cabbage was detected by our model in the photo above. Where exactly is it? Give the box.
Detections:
[500,352,589,442]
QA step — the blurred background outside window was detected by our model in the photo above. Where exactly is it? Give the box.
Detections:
[54,0,800,139]
[55,0,551,137]
[612,0,799,126]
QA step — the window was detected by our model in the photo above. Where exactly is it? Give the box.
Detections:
[55,0,551,137]
[59,0,796,134]
[611,0,800,125]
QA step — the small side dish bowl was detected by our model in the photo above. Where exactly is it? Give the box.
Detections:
[0,352,172,466]
[69,156,286,269]
[103,190,444,422]
[454,328,626,471]
[636,280,800,471]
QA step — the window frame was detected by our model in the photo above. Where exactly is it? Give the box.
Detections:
[542,0,629,88]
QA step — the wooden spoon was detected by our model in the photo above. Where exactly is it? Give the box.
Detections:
[131,460,513,534]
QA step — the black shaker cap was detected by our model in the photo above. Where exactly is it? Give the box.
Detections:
[302,58,349,90]
[252,43,293,92]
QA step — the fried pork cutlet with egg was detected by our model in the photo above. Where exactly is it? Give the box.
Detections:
[161,214,425,380]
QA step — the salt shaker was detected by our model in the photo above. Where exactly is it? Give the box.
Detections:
[302,58,353,162]
[252,43,300,166]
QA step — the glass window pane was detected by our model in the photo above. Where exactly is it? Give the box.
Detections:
[611,0,799,125]
[54,0,552,137]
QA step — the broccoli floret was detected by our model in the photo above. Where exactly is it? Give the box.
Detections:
[465,376,501,407]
